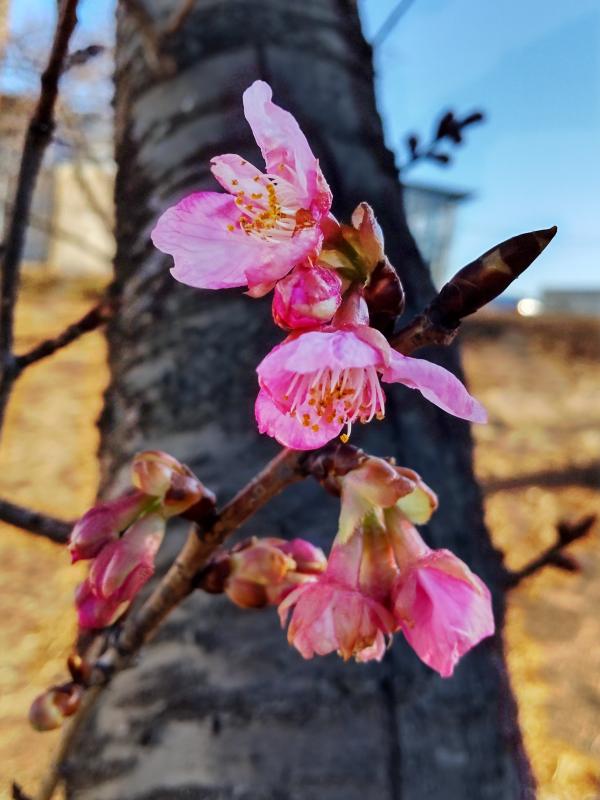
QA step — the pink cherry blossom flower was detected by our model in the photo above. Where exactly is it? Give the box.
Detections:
[388,509,494,677]
[279,527,394,662]
[69,491,148,563]
[272,262,342,330]
[151,81,332,294]
[256,323,487,450]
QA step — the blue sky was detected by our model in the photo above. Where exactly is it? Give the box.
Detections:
[9,0,600,296]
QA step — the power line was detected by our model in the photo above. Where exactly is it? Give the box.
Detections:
[371,0,418,48]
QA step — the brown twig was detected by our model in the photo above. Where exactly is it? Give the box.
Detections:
[0,0,80,437]
[482,462,600,494]
[163,0,195,37]
[14,295,117,373]
[505,515,596,587]
[11,783,33,800]
[121,0,176,77]
[0,497,72,542]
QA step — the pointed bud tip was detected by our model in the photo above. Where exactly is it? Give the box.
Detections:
[536,225,558,248]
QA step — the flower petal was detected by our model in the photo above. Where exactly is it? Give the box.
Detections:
[242,80,330,209]
[257,329,387,382]
[393,565,494,677]
[152,191,319,291]
[255,390,341,450]
[152,192,257,289]
[381,351,487,423]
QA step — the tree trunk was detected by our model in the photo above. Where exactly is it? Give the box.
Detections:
[67,1,534,798]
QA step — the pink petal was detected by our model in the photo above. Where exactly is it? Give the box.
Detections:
[242,80,330,211]
[255,390,341,450]
[151,192,256,289]
[152,191,319,291]
[381,351,487,423]
[210,153,268,197]
[393,566,494,677]
[90,514,164,600]
[258,329,387,380]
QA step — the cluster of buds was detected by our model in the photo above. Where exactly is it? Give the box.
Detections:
[201,536,326,608]
[70,450,215,629]
[278,457,494,676]
[152,80,487,451]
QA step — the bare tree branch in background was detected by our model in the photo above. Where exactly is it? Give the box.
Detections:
[505,515,596,587]
[0,0,80,435]
[0,497,72,542]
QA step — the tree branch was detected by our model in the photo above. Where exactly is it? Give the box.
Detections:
[505,515,596,587]
[0,498,72,542]
[0,0,80,437]
[14,294,117,373]
[29,225,559,797]
[121,0,176,77]
[482,462,600,494]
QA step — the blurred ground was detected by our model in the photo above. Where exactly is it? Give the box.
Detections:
[0,277,108,800]
[0,288,598,799]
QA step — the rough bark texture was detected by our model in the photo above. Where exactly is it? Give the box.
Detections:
[67,1,534,798]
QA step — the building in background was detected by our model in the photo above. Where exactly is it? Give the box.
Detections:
[403,182,469,287]
[0,89,114,277]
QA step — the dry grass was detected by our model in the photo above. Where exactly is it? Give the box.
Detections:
[0,288,598,799]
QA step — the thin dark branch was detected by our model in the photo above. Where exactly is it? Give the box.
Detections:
[0,497,72,543]
[63,43,106,72]
[505,515,596,587]
[121,0,176,76]
[14,295,117,372]
[11,783,33,800]
[483,462,600,494]
[163,0,195,37]
[0,0,80,436]
[371,0,418,48]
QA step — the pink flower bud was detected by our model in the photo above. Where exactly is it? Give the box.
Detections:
[68,491,148,563]
[272,263,342,330]
[131,450,216,518]
[278,538,327,575]
[224,537,326,609]
[131,450,183,496]
[225,577,270,609]
[89,513,165,603]
[28,684,83,731]
[75,578,126,629]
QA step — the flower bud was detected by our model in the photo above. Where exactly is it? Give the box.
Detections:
[277,538,327,575]
[338,456,416,542]
[320,203,386,283]
[131,450,183,497]
[28,684,83,731]
[75,578,125,629]
[272,263,342,330]
[68,491,148,563]
[224,537,325,609]
[230,537,295,584]
[89,513,165,602]
[132,450,216,518]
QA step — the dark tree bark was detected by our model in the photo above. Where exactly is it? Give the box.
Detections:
[67,1,534,798]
